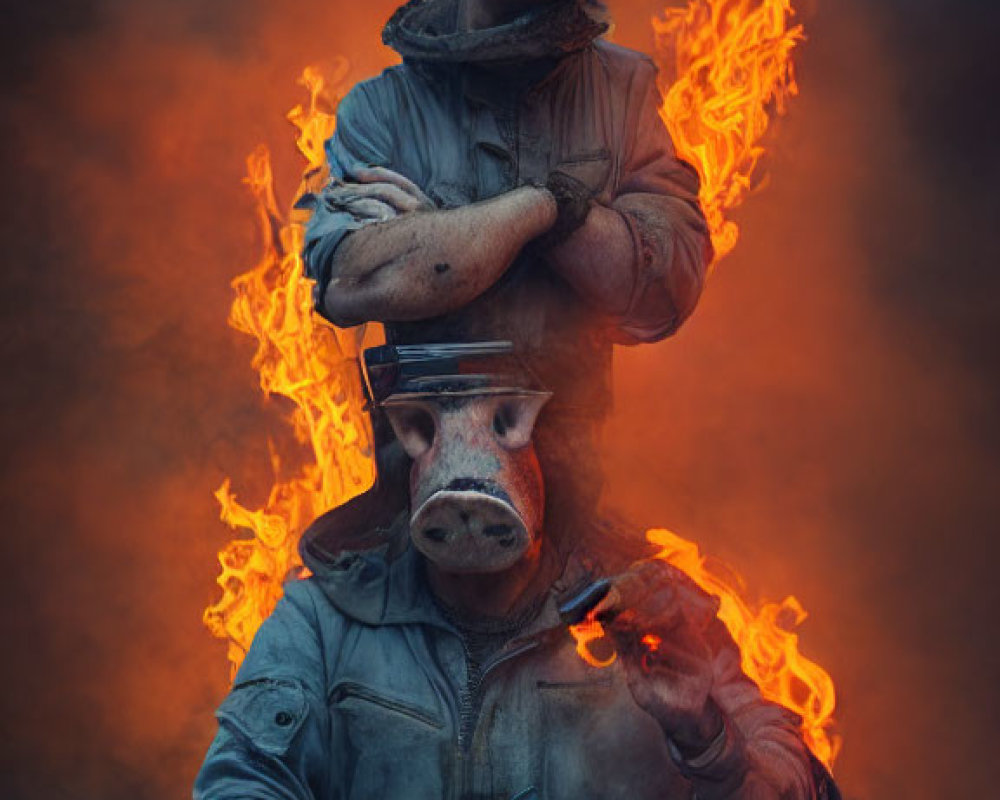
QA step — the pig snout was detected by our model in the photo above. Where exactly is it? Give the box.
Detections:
[384,392,550,574]
[410,480,529,571]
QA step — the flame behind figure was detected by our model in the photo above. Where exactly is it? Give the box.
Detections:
[204,0,837,770]
[203,63,377,672]
[655,0,803,259]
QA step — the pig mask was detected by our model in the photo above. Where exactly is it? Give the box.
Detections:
[384,389,551,574]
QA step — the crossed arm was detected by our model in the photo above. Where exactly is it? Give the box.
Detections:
[318,170,554,326]
[313,166,637,328]
[302,64,712,340]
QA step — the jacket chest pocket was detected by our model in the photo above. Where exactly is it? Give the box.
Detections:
[330,682,449,800]
[330,680,445,732]
[553,148,613,201]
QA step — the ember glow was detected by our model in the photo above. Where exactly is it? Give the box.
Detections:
[204,0,837,769]
[571,614,619,669]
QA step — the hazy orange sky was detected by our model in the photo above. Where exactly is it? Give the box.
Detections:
[0,1,998,797]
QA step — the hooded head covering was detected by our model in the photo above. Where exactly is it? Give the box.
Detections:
[382,0,610,65]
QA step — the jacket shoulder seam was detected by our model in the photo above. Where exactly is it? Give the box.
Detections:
[592,39,657,72]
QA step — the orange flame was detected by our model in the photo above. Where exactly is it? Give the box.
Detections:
[203,63,378,676]
[654,0,804,259]
[571,613,618,669]
[571,530,840,769]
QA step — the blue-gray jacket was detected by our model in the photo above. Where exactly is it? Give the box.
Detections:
[195,528,831,799]
[302,0,713,417]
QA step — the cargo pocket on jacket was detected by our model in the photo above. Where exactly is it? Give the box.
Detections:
[329,681,444,730]
[330,681,447,800]
[216,677,309,758]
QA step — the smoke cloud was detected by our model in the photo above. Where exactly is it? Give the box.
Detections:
[0,0,996,797]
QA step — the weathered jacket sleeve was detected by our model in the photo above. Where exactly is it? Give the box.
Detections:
[194,581,335,800]
[609,59,714,343]
[667,574,838,800]
[300,81,395,316]
[688,619,826,799]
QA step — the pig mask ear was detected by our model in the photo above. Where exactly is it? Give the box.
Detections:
[491,392,552,451]
[384,401,438,460]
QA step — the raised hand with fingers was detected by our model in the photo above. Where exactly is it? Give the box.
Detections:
[593,560,731,761]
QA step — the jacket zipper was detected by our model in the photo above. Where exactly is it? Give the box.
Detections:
[456,640,539,752]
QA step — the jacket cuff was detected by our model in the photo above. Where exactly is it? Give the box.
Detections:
[612,206,679,343]
[667,713,751,798]
[301,209,371,324]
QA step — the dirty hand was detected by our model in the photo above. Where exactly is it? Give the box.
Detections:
[594,560,725,756]
[322,165,435,216]
[321,189,399,222]
[527,170,593,251]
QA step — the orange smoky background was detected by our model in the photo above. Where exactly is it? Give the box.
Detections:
[0,0,997,798]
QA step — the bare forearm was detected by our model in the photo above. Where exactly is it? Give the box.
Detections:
[324,186,556,325]
[544,203,636,315]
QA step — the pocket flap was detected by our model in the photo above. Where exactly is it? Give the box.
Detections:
[216,677,308,757]
[556,149,612,194]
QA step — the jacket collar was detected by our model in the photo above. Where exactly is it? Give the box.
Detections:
[304,512,600,641]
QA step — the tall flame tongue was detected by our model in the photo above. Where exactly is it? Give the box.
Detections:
[203,63,376,675]
[655,0,803,259]
[205,0,836,770]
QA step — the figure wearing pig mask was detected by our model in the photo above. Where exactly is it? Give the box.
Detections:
[195,345,840,799]
[296,0,714,575]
